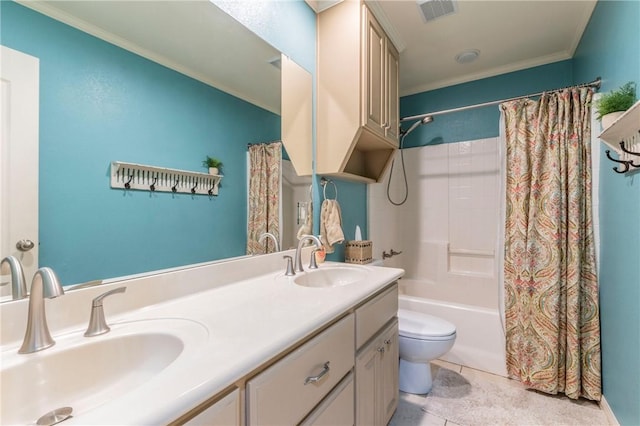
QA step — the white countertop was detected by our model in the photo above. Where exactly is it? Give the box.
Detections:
[1,255,403,425]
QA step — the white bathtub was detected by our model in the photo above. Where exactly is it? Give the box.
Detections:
[399,279,508,377]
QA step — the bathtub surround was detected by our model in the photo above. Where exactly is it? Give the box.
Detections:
[371,137,505,379]
[501,89,600,400]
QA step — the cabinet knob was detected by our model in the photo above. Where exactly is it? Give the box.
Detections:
[377,346,385,353]
[384,338,392,346]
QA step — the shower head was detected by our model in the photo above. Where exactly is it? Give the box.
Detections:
[401,115,434,138]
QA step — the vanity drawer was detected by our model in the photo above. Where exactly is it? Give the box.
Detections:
[300,371,354,426]
[246,314,355,425]
[355,283,398,348]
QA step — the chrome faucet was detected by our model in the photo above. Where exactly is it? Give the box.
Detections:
[1,256,28,300]
[295,235,322,273]
[258,232,280,252]
[19,267,64,354]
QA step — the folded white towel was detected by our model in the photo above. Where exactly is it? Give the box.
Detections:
[320,199,345,254]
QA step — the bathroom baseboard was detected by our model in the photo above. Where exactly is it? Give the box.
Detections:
[600,395,620,426]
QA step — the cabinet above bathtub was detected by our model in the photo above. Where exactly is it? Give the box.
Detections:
[316,1,399,183]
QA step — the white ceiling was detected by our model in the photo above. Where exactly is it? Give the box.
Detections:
[367,0,597,96]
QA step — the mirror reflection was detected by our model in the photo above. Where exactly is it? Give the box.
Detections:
[0,0,312,300]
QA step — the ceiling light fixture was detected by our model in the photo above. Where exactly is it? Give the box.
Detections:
[455,49,480,64]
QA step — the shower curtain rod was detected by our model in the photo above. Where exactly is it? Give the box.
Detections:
[400,77,601,123]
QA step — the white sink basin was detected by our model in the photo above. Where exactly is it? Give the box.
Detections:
[0,318,208,425]
[294,266,367,288]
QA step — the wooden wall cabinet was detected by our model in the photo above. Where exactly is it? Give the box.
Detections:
[317,1,400,183]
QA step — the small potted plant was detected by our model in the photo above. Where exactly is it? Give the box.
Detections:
[595,81,636,129]
[202,156,223,175]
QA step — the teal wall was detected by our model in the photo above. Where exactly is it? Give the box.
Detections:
[0,2,310,285]
[573,1,640,424]
[324,180,368,261]
[400,60,573,146]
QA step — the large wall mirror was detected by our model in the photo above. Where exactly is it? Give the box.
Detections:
[0,0,312,299]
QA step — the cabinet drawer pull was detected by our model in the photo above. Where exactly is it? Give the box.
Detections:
[304,361,330,385]
[377,346,385,353]
[384,338,392,346]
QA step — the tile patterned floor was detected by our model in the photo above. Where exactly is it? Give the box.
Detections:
[389,360,609,426]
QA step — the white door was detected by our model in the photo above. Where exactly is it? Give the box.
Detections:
[0,46,39,297]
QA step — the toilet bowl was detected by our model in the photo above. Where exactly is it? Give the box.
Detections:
[398,308,456,394]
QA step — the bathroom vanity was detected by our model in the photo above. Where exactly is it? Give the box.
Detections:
[0,251,403,425]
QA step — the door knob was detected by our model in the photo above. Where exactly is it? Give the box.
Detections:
[16,239,35,252]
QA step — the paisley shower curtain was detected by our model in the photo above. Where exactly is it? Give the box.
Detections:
[246,142,281,255]
[502,88,601,400]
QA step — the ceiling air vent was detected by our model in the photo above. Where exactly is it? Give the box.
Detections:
[417,0,457,23]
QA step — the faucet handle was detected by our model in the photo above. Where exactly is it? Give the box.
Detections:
[309,250,319,270]
[283,256,296,276]
[84,286,126,337]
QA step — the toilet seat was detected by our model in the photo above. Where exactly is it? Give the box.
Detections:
[398,309,456,340]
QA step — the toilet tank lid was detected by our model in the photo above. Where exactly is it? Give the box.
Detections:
[398,309,456,338]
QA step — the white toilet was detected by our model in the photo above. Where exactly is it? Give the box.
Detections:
[397,308,457,394]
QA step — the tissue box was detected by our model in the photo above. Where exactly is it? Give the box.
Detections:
[345,240,372,264]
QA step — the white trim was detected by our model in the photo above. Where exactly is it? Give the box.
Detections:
[600,395,621,426]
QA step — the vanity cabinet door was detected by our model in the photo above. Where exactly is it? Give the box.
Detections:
[355,319,399,426]
[385,41,400,143]
[362,5,399,147]
[246,314,355,425]
[363,6,386,139]
[182,388,239,426]
[380,320,399,424]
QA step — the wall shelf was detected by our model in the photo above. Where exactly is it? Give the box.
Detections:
[110,161,222,196]
[598,100,640,174]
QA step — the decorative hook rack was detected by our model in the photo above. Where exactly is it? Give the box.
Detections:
[111,161,222,196]
[599,100,640,174]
